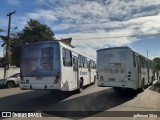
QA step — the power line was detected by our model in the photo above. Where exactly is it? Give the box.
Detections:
[0,32,160,43]
[72,33,160,40]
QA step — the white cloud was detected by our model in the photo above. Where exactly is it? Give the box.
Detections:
[75,47,97,60]
[3,0,160,59]
[55,14,160,58]
[1,9,58,31]
[56,29,139,58]
[7,0,20,5]
[27,10,57,22]
[36,0,160,21]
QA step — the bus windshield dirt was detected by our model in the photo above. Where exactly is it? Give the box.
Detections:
[20,42,60,77]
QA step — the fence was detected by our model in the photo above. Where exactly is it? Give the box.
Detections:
[0,67,20,79]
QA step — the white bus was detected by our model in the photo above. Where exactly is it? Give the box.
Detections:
[19,41,96,93]
[96,47,154,92]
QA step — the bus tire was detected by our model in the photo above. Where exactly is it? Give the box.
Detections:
[150,76,153,85]
[77,79,83,93]
[139,79,145,92]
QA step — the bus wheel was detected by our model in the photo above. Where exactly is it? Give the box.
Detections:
[77,79,83,93]
[139,80,145,92]
[150,77,153,85]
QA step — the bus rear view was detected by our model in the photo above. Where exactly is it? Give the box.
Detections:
[20,42,61,90]
[97,47,138,91]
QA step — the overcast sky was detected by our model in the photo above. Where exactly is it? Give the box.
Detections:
[1,0,160,59]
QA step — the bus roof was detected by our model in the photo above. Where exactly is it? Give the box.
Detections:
[23,41,95,61]
[59,41,95,61]
[97,46,152,61]
[97,46,130,52]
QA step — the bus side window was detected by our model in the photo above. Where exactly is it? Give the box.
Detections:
[150,61,153,69]
[87,61,89,69]
[62,48,66,66]
[73,57,78,71]
[92,61,94,69]
[90,60,93,69]
[84,57,87,68]
[133,52,136,67]
[142,57,144,67]
[82,56,85,67]
[78,55,82,68]
[70,50,72,66]
[63,48,72,67]
[137,56,141,72]
[93,61,96,69]
[88,61,91,71]
[145,59,147,68]
[94,61,95,69]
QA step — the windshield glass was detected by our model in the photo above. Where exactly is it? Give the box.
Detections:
[97,48,128,74]
[98,48,128,63]
[21,42,60,77]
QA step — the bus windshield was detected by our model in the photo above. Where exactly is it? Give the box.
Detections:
[21,42,60,77]
[97,48,128,74]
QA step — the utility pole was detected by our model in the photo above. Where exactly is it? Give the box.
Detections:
[146,50,149,58]
[4,10,16,78]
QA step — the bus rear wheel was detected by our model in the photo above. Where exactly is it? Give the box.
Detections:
[138,80,145,92]
[77,79,83,93]
[150,77,153,85]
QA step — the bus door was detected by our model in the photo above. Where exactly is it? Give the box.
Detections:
[73,56,78,88]
[135,55,141,86]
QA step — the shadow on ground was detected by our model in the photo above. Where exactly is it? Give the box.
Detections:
[149,80,160,93]
[0,85,139,119]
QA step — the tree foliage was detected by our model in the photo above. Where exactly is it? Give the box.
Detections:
[10,47,22,67]
[153,57,160,70]
[19,19,55,43]
[10,19,55,67]
[0,57,5,67]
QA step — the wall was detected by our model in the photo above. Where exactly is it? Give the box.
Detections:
[0,67,20,79]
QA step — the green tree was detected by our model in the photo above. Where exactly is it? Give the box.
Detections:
[10,19,55,67]
[19,19,55,43]
[0,57,5,67]
[153,57,160,70]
